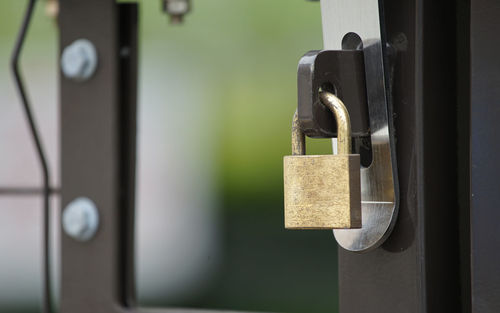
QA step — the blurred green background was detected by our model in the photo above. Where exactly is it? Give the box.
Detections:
[0,1,339,312]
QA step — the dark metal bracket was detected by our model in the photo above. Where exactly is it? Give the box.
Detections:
[297,49,370,138]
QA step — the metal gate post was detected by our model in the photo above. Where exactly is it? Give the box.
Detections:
[324,1,468,312]
[60,1,137,312]
[470,0,500,311]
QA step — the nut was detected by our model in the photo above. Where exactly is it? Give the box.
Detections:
[62,197,99,241]
[61,39,97,81]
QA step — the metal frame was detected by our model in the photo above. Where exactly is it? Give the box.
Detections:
[60,1,137,311]
[333,0,467,312]
[58,0,483,312]
[470,0,500,311]
[59,1,248,312]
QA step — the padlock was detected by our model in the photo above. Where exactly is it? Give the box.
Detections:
[283,91,362,229]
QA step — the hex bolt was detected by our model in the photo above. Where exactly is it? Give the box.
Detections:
[62,197,99,242]
[60,39,98,81]
[163,0,190,24]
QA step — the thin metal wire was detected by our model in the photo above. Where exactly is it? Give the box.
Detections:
[10,1,52,312]
[0,187,60,196]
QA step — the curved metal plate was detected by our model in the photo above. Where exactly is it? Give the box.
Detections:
[320,0,399,252]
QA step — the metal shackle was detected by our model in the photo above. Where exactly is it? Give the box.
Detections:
[292,91,352,155]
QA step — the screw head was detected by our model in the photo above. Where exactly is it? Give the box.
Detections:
[61,39,97,81]
[164,0,190,24]
[62,197,99,241]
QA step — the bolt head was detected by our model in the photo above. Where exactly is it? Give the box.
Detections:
[62,197,99,241]
[164,0,190,24]
[166,0,189,15]
[61,39,97,81]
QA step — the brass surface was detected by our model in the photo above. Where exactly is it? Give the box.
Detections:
[291,110,305,155]
[284,92,361,229]
[319,91,351,154]
[284,154,361,229]
[46,0,59,19]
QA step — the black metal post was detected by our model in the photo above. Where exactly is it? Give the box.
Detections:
[60,1,137,312]
[470,0,500,311]
[337,1,468,312]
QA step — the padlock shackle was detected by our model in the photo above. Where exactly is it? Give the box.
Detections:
[319,91,352,155]
[291,92,352,155]
[292,110,305,155]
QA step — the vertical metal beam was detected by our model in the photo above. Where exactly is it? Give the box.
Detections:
[470,0,500,311]
[117,4,139,307]
[60,1,137,312]
[59,3,260,313]
[330,1,465,312]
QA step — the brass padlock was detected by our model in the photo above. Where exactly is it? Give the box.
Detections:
[284,91,361,229]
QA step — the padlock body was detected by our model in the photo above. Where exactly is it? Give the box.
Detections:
[283,154,361,229]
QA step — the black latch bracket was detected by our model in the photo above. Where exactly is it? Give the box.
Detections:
[297,49,370,138]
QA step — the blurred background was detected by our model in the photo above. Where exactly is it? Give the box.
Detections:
[0,1,339,312]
